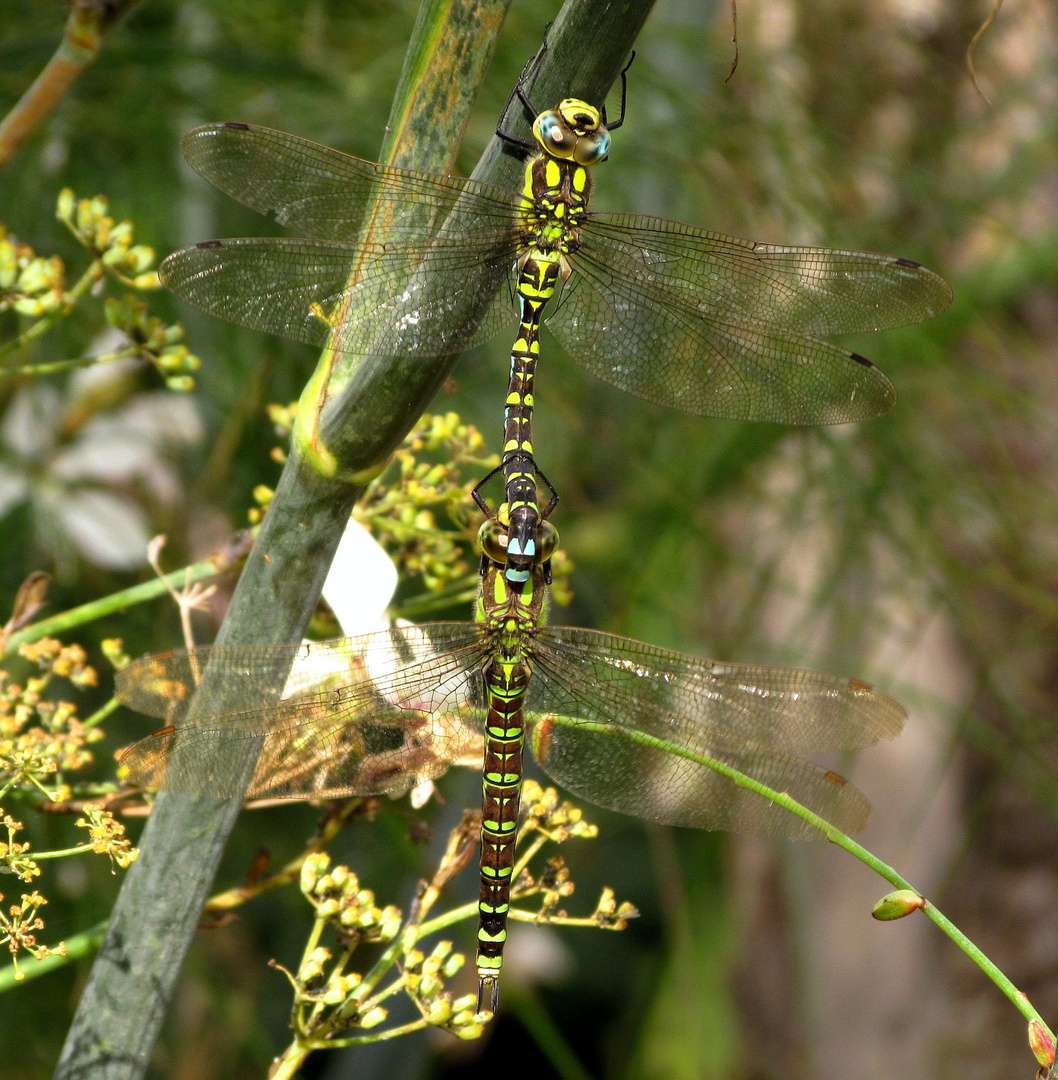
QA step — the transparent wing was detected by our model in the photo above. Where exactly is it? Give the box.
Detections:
[548,212,952,423]
[160,237,518,358]
[179,123,526,239]
[116,626,488,800]
[161,123,526,358]
[527,628,906,838]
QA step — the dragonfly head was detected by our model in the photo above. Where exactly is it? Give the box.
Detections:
[478,503,558,587]
[533,99,610,166]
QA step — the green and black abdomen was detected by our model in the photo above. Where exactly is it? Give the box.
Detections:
[476,652,531,997]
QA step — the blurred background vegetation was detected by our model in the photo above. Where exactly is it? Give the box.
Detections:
[2,0,1057,1078]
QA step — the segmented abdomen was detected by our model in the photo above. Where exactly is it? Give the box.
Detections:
[501,255,561,582]
[476,656,532,995]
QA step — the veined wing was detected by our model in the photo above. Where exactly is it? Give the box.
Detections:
[551,213,951,423]
[179,123,526,241]
[162,123,529,359]
[160,237,519,359]
[116,625,488,800]
[526,628,906,838]
[579,214,952,335]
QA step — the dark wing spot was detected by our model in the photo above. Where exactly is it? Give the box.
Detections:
[848,678,874,692]
[850,352,874,368]
[894,256,921,268]
[151,725,177,738]
[224,121,251,130]
[197,240,224,249]
[824,771,848,786]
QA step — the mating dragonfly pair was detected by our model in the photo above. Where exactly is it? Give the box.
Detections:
[118,44,950,1011]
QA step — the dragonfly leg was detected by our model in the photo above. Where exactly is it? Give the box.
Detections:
[495,35,549,150]
[602,50,636,132]
[471,463,506,518]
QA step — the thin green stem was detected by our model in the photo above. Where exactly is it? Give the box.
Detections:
[562,716,1055,1042]
[268,1042,312,1080]
[511,832,549,879]
[0,259,101,360]
[414,899,478,940]
[27,843,94,860]
[318,1017,430,1048]
[507,987,596,1080]
[0,345,142,377]
[300,915,327,969]
[353,929,412,1001]
[81,696,120,731]
[0,0,145,168]
[3,546,247,657]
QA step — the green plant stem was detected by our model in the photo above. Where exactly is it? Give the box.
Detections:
[268,1043,312,1080]
[568,716,1056,1042]
[0,345,141,377]
[54,7,655,1076]
[507,987,595,1080]
[0,0,146,168]
[0,920,107,993]
[318,1018,431,1048]
[30,843,95,859]
[3,544,248,657]
[81,697,120,731]
[0,258,100,360]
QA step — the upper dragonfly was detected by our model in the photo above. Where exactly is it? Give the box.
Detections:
[159,62,952,434]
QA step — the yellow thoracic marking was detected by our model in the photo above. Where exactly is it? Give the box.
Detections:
[544,158,561,187]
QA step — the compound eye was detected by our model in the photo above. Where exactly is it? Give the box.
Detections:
[478,519,509,565]
[573,128,610,166]
[536,520,559,563]
[533,111,576,159]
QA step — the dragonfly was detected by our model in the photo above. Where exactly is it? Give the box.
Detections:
[116,501,906,1013]
[158,47,952,584]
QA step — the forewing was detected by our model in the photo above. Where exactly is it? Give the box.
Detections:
[117,626,487,800]
[526,628,905,838]
[163,124,529,358]
[179,123,524,239]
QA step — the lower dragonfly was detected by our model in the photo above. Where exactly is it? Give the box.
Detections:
[117,501,905,1013]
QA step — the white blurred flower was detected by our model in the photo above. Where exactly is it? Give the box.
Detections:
[0,374,202,571]
[321,516,398,636]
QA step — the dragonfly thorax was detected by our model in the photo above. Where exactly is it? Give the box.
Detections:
[477,559,547,654]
